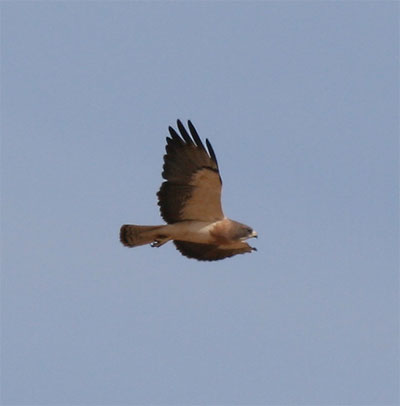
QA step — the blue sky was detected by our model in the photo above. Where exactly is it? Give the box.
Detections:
[1,2,398,405]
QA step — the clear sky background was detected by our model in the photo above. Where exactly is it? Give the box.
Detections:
[1,2,398,405]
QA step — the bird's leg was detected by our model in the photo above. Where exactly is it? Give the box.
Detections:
[150,235,170,248]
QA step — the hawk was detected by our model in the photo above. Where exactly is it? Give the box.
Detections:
[120,120,257,261]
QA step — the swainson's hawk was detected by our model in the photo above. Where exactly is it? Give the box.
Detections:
[120,120,257,261]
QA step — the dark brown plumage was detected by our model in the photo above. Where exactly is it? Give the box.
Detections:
[157,121,223,224]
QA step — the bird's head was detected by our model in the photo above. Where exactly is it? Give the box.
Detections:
[240,227,258,241]
[231,222,258,241]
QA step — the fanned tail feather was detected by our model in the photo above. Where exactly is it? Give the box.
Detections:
[120,225,166,247]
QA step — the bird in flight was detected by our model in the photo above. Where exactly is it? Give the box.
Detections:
[120,120,257,261]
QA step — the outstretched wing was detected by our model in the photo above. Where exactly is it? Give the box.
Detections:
[157,120,224,223]
[174,241,255,261]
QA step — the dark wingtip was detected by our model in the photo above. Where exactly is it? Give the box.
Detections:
[187,120,206,151]
[206,138,219,167]
[168,120,219,168]
[176,119,193,145]
[168,126,183,143]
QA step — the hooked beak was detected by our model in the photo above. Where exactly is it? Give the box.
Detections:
[250,230,258,239]
[240,230,258,242]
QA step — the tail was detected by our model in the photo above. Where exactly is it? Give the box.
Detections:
[120,224,167,247]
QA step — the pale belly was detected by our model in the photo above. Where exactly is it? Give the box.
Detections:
[164,220,218,244]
